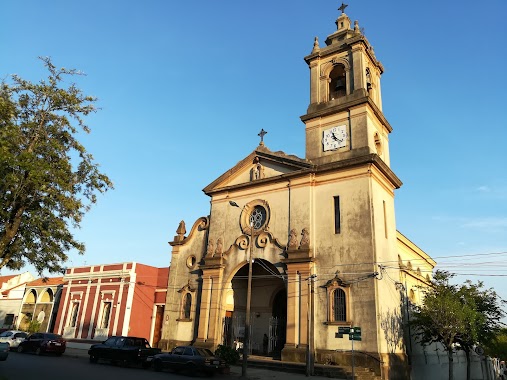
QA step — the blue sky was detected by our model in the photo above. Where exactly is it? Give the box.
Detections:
[2,1,507,304]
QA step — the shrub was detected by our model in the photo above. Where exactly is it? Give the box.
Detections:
[215,344,240,365]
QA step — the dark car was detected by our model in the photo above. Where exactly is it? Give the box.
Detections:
[152,346,227,375]
[17,333,66,356]
[88,336,161,368]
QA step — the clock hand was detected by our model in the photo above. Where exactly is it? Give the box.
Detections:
[331,133,338,141]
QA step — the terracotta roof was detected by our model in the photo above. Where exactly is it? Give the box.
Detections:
[0,275,17,284]
[27,277,65,287]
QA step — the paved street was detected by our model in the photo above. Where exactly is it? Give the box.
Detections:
[0,349,336,380]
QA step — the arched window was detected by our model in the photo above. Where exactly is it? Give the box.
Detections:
[409,289,416,304]
[177,282,195,322]
[329,64,346,100]
[324,275,350,324]
[25,290,37,304]
[40,289,53,303]
[183,293,192,320]
[366,67,372,91]
[333,289,347,322]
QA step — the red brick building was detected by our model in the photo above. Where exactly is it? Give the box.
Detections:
[53,262,168,346]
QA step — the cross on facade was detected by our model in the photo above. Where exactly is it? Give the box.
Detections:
[338,2,348,14]
[258,129,267,144]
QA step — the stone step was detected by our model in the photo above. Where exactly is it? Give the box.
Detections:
[245,357,380,380]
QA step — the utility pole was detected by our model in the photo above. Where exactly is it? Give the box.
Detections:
[229,200,253,379]
[306,274,316,377]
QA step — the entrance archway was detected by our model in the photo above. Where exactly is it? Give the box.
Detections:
[226,259,286,357]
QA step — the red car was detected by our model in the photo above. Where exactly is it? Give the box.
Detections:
[17,333,66,356]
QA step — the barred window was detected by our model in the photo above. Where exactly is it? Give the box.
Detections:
[183,293,192,319]
[333,289,346,322]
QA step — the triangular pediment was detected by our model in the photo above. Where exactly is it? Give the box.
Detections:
[203,144,311,194]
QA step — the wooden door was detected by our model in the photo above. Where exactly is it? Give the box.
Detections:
[152,305,164,347]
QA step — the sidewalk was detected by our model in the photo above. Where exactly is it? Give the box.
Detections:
[64,347,339,380]
[227,365,337,380]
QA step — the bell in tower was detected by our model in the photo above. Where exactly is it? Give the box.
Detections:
[329,65,347,100]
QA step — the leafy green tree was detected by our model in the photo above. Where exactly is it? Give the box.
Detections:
[410,271,469,380]
[0,57,113,275]
[410,271,505,380]
[485,328,507,360]
[456,281,506,380]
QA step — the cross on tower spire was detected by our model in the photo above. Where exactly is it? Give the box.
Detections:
[338,2,348,14]
[258,129,267,145]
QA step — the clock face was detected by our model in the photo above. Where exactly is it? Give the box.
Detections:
[322,125,347,151]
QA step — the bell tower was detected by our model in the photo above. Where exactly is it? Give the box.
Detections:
[302,5,391,167]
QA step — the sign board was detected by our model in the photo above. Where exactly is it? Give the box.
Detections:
[336,326,362,340]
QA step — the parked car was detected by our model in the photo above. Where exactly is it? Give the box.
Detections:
[17,333,66,356]
[88,336,161,368]
[0,342,9,361]
[0,330,28,350]
[151,346,227,375]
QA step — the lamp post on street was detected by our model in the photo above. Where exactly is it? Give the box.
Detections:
[229,200,253,378]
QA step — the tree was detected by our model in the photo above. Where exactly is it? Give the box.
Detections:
[410,270,506,380]
[456,281,506,380]
[485,328,507,361]
[0,57,113,275]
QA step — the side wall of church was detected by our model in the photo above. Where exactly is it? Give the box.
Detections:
[158,218,208,351]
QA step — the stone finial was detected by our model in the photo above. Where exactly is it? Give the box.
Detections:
[311,37,320,53]
[287,229,298,249]
[206,240,214,257]
[299,228,310,249]
[354,20,360,34]
[173,220,186,242]
[215,238,223,257]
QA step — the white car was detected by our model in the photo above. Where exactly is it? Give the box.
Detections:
[0,330,28,349]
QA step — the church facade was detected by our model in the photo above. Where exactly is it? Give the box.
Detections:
[159,6,435,379]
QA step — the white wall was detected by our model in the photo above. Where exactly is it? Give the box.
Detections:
[411,342,497,380]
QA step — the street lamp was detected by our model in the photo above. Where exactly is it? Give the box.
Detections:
[229,200,253,378]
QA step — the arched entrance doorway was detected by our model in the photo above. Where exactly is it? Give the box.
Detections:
[225,259,287,358]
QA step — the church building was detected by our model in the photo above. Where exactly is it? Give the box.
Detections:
[159,5,435,379]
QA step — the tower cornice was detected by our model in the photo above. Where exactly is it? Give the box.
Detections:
[300,91,392,133]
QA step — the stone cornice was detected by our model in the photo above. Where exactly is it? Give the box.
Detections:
[301,92,392,133]
[204,153,401,196]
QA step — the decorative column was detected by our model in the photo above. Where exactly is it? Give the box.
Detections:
[196,254,225,349]
[281,228,314,363]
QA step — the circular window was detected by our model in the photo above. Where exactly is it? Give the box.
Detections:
[240,200,270,235]
[186,255,197,269]
[249,206,267,229]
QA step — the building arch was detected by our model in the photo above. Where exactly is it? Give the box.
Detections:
[39,288,54,303]
[24,289,37,304]
[225,258,287,357]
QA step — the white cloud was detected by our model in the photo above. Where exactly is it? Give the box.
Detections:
[460,217,507,230]
[476,185,491,193]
